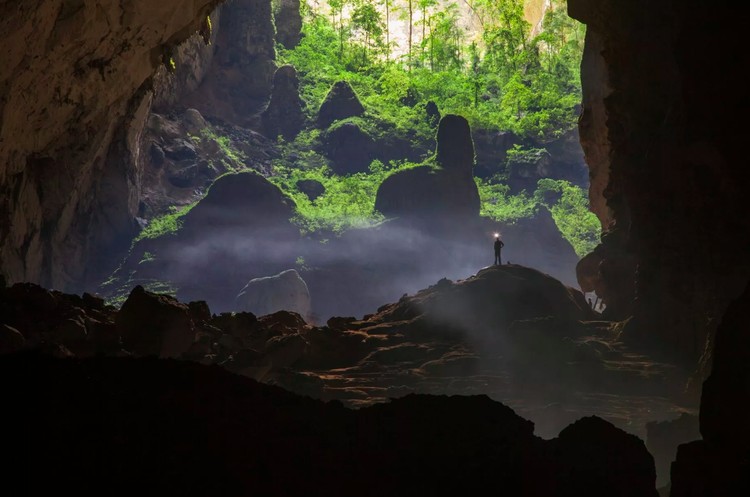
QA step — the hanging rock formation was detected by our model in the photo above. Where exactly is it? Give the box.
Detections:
[569,0,750,367]
[182,0,277,125]
[0,0,223,291]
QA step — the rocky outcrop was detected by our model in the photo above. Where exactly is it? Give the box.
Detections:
[0,0,223,291]
[575,234,636,320]
[261,65,306,140]
[569,0,750,367]
[181,171,296,233]
[317,81,365,128]
[235,269,312,320]
[182,0,277,126]
[274,0,302,49]
[670,280,750,495]
[151,8,223,112]
[296,179,325,200]
[104,171,301,309]
[375,115,480,222]
[1,352,662,496]
[117,285,196,358]
[323,122,374,174]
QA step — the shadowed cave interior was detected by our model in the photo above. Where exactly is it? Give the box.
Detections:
[1,0,749,495]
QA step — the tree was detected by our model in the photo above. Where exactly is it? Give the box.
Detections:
[352,2,385,65]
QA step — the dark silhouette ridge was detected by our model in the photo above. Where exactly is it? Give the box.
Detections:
[1,352,658,496]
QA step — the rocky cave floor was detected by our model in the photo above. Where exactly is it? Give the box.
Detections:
[1,263,698,445]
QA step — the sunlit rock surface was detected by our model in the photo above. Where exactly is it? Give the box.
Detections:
[0,0,222,289]
[235,269,312,321]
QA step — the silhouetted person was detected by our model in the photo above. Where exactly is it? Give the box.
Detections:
[494,236,504,265]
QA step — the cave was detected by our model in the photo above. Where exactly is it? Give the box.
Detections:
[1,0,748,495]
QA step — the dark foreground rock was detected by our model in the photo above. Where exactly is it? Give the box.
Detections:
[1,352,658,496]
[2,264,692,440]
[670,281,750,496]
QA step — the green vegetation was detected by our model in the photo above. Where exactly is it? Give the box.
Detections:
[280,0,584,140]
[135,203,197,242]
[270,159,426,234]
[267,0,599,255]
[535,179,600,257]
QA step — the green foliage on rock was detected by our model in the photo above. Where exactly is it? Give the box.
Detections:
[135,203,197,242]
[270,159,427,234]
[534,179,601,257]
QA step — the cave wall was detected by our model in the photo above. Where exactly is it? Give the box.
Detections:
[0,0,223,290]
[569,0,750,367]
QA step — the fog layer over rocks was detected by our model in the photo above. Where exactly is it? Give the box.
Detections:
[107,114,580,320]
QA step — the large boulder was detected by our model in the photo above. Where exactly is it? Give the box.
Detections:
[181,171,296,234]
[235,269,312,320]
[116,286,196,358]
[261,65,305,140]
[372,264,594,333]
[323,122,374,175]
[317,81,365,128]
[375,114,480,222]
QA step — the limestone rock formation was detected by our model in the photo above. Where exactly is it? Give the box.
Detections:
[117,285,196,358]
[570,0,750,367]
[182,0,277,125]
[1,282,118,356]
[151,7,223,112]
[575,236,636,320]
[472,129,520,179]
[261,65,306,140]
[317,81,365,128]
[500,206,580,288]
[0,0,222,290]
[274,0,303,48]
[296,179,325,200]
[375,114,480,222]
[104,171,301,310]
[323,122,374,175]
[235,269,312,320]
[181,171,296,233]
[425,100,441,127]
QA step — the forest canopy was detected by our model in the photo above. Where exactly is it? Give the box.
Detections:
[269,0,600,257]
